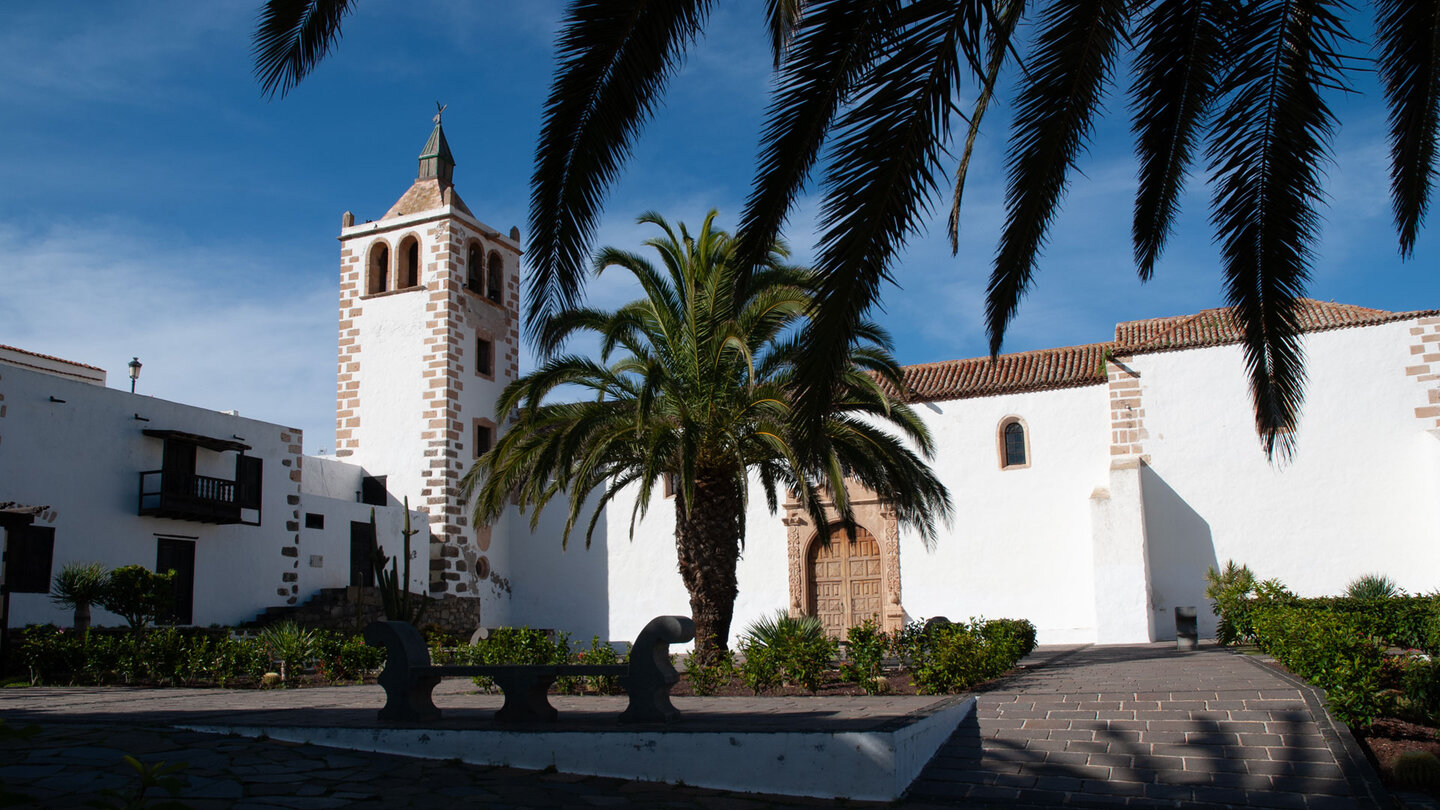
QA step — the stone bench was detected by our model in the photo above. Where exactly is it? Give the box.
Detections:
[363,615,695,724]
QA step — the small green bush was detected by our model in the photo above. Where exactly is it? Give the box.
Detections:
[840,619,890,694]
[315,634,386,684]
[563,636,626,695]
[99,566,176,635]
[684,643,734,696]
[450,627,571,692]
[49,562,110,632]
[1346,573,1400,600]
[902,618,1038,694]
[737,611,836,693]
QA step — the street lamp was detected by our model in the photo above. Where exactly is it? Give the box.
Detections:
[128,357,142,394]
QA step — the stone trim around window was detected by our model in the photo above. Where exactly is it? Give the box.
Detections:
[997,415,1031,470]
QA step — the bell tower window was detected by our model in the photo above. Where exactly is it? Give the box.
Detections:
[486,252,504,303]
[367,242,390,294]
[399,235,420,288]
[466,242,483,293]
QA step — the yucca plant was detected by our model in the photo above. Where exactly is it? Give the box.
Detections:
[50,562,110,633]
[1346,573,1400,600]
[743,610,829,650]
[258,621,319,684]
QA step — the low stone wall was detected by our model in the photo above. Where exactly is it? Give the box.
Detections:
[253,586,481,639]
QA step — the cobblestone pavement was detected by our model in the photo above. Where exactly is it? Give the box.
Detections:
[907,643,1390,809]
[0,643,1393,808]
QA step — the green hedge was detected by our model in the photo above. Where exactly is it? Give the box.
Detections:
[1248,602,1440,727]
[17,625,383,687]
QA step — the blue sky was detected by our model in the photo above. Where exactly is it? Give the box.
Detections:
[2,1,1436,452]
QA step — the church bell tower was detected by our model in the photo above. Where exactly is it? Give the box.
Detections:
[334,109,521,610]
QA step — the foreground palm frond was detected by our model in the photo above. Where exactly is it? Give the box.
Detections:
[252,0,1440,461]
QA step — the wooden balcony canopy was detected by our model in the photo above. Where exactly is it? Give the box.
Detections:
[142,429,250,453]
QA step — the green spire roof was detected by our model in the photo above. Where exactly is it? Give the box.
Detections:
[418,106,455,185]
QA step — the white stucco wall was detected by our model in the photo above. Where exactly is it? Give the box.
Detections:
[1133,319,1440,639]
[345,286,430,509]
[0,362,428,628]
[0,363,300,627]
[896,385,1111,644]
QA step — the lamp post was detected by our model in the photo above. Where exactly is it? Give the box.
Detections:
[128,357,142,394]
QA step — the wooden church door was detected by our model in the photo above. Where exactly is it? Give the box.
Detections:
[807,526,883,638]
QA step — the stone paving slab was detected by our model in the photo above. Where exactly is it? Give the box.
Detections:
[906,642,1390,809]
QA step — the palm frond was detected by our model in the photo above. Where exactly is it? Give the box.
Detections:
[732,0,902,284]
[1374,0,1440,256]
[793,0,986,448]
[765,0,809,67]
[1130,0,1229,279]
[986,0,1130,356]
[1206,0,1352,460]
[252,0,355,99]
[528,0,711,350]
[949,0,1027,252]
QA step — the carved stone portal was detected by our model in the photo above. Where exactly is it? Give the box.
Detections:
[783,481,903,635]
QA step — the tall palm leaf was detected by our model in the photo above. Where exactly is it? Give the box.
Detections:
[461,212,950,659]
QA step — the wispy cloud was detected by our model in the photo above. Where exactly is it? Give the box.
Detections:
[0,220,338,451]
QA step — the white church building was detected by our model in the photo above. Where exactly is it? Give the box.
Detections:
[3,120,1437,645]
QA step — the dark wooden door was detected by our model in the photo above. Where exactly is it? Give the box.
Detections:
[160,440,195,494]
[156,538,195,625]
[350,521,375,587]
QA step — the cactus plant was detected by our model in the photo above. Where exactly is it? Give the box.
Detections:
[371,498,428,625]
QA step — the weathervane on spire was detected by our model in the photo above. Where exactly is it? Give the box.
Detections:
[434,102,447,125]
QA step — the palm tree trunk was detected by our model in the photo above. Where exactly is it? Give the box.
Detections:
[674,472,743,664]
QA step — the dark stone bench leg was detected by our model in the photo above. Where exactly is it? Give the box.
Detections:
[619,615,696,724]
[490,670,559,723]
[364,620,442,723]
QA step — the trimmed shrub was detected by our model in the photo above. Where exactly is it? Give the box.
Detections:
[18,625,274,687]
[445,627,571,692]
[1248,605,1387,726]
[901,618,1037,695]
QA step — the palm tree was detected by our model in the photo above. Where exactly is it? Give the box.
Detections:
[459,211,950,660]
[252,1,1440,460]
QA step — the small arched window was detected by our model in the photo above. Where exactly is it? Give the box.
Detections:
[486,252,504,303]
[366,242,389,294]
[466,242,483,293]
[398,235,420,288]
[998,417,1030,470]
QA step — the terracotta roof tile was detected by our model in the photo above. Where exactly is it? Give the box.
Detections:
[890,299,1435,402]
[896,342,1112,403]
[1114,298,1440,354]
[0,344,104,371]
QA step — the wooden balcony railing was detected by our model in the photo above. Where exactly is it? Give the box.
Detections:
[138,471,241,524]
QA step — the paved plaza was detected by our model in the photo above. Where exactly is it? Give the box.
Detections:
[0,643,1398,808]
